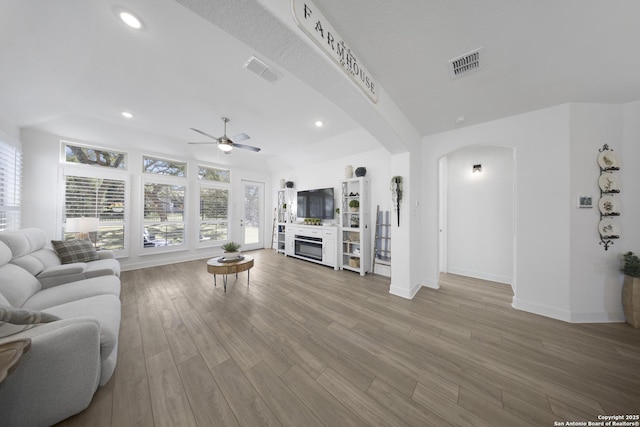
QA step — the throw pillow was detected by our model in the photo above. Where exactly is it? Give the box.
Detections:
[51,239,99,264]
[0,305,60,338]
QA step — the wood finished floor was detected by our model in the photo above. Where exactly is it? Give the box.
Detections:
[57,249,640,427]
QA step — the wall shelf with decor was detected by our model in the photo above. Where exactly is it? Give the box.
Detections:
[597,144,621,251]
[340,177,370,275]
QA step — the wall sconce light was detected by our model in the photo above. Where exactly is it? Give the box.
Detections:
[472,164,482,173]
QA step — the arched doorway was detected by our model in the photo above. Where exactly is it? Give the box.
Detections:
[438,145,515,287]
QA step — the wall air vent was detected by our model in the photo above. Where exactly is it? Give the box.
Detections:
[448,47,483,79]
[244,55,282,84]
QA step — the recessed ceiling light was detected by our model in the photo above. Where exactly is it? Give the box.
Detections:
[121,111,134,119]
[118,10,143,29]
[314,120,324,127]
[455,115,466,125]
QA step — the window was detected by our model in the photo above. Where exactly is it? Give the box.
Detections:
[199,185,229,244]
[143,156,186,177]
[0,140,21,231]
[63,175,127,251]
[199,165,230,183]
[143,182,185,248]
[64,141,127,169]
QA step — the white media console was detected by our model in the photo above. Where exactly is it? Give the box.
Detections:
[284,224,339,270]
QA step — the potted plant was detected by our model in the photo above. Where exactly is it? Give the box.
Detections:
[349,199,359,212]
[222,241,241,260]
[622,252,640,328]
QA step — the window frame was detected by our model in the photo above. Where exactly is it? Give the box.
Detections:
[197,181,231,247]
[142,155,187,178]
[141,174,188,253]
[0,139,22,231]
[61,140,128,171]
[198,164,231,183]
[59,165,130,257]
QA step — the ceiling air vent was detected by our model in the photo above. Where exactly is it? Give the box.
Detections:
[244,55,282,84]
[448,47,483,79]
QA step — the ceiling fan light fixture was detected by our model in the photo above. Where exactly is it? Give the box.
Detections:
[218,143,233,152]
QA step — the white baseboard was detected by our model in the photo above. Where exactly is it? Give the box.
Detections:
[512,297,625,323]
[120,252,218,271]
[512,297,572,322]
[569,310,625,323]
[447,267,511,285]
[389,282,422,299]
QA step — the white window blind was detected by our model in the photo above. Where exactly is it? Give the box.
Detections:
[63,174,126,251]
[0,141,22,231]
[143,182,185,248]
[199,185,229,244]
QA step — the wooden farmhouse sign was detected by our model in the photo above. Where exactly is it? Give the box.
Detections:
[291,0,378,103]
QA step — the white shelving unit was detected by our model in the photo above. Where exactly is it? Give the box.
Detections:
[340,177,370,275]
[276,187,295,254]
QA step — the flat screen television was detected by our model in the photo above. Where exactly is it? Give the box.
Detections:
[297,187,334,219]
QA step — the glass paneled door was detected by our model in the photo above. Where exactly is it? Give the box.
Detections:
[241,180,264,250]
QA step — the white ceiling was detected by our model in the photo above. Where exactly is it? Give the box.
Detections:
[1,0,639,172]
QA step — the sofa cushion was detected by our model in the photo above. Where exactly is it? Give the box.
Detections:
[51,239,99,264]
[0,263,41,308]
[0,241,11,266]
[20,227,48,251]
[42,295,121,360]
[21,275,121,311]
[10,254,45,276]
[0,230,31,257]
[30,247,63,269]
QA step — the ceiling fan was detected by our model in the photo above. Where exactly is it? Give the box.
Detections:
[189,117,261,153]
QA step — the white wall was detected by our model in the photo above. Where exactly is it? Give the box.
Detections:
[445,145,513,284]
[422,104,573,320]
[20,128,272,271]
[423,101,640,323]
[568,104,624,321]
[0,115,20,146]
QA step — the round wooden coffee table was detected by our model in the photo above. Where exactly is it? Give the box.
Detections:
[206,255,254,292]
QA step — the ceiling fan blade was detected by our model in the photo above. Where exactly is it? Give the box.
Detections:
[188,141,217,145]
[190,127,219,141]
[230,133,250,142]
[233,142,261,152]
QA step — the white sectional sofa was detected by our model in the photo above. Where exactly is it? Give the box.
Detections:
[0,227,120,287]
[0,228,121,427]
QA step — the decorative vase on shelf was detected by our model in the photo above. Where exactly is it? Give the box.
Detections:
[345,165,353,179]
[280,179,285,189]
[355,167,366,177]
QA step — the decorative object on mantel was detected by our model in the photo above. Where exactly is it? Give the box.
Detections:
[355,167,367,177]
[303,218,322,225]
[285,181,294,188]
[597,144,621,251]
[280,179,285,189]
[622,252,640,329]
[345,165,354,179]
[390,176,403,226]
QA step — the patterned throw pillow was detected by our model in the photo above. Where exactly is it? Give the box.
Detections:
[51,239,99,264]
[0,305,60,338]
